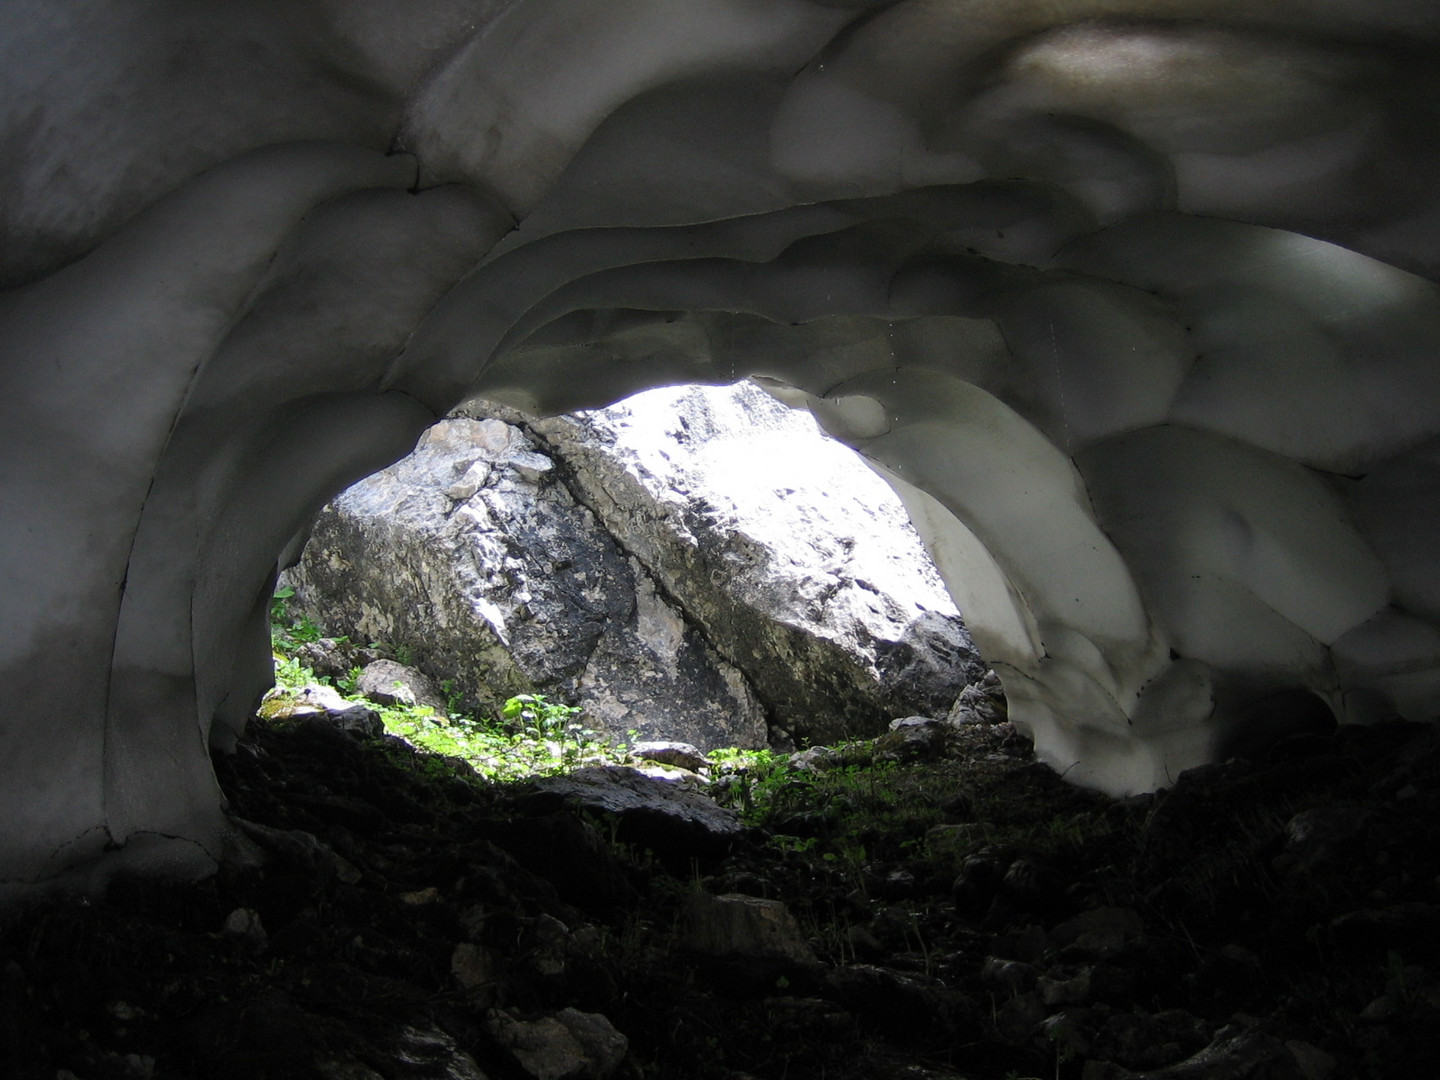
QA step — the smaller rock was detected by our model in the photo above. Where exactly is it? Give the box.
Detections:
[231,818,349,883]
[507,450,555,482]
[292,637,386,683]
[631,763,704,790]
[1092,1009,1210,1070]
[1359,994,1399,1022]
[444,459,492,500]
[1134,1023,1299,1079]
[875,717,951,762]
[1038,1008,1095,1060]
[825,963,971,1038]
[528,914,571,978]
[317,1059,386,1080]
[390,1024,488,1080]
[789,746,842,772]
[1038,966,1092,1006]
[325,704,383,738]
[1328,902,1440,951]
[994,991,1048,1041]
[632,740,708,772]
[356,660,448,713]
[981,957,1040,993]
[221,908,267,950]
[680,893,817,965]
[1287,1039,1338,1080]
[1050,907,1146,959]
[1001,855,1053,906]
[488,1007,627,1080]
[946,670,1007,725]
[525,766,745,859]
[284,682,351,715]
[451,943,495,994]
[761,997,854,1038]
[882,868,916,898]
[952,852,1004,919]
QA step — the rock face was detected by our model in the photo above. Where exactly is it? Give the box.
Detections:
[5,3,1440,894]
[525,383,985,742]
[287,382,980,747]
[286,410,769,751]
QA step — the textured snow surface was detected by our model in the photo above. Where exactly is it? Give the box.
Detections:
[4,0,1440,892]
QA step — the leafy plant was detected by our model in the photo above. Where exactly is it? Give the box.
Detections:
[269,585,325,653]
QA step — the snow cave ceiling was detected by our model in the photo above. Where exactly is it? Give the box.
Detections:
[4,0,1440,894]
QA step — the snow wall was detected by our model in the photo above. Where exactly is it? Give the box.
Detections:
[4,0,1440,898]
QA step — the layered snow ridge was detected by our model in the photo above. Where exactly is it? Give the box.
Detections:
[3,0,1440,895]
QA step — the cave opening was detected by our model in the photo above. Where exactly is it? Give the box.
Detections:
[272,376,994,766]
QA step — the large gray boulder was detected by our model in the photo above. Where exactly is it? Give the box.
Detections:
[286,413,769,751]
[521,382,985,742]
[286,382,983,747]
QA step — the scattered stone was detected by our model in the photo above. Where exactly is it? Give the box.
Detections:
[952,852,1005,920]
[680,893,817,965]
[221,908,267,950]
[1001,855,1054,907]
[761,996,854,1038]
[1273,806,1383,876]
[946,670,1008,725]
[1286,1039,1337,1080]
[356,659,448,713]
[1127,1024,1300,1079]
[630,763,704,789]
[487,1008,627,1080]
[451,943,495,993]
[1050,907,1146,959]
[824,964,975,1040]
[875,717,952,762]
[1091,1009,1210,1070]
[1359,994,1399,1021]
[1038,1008,1095,1059]
[881,868,916,898]
[789,746,844,772]
[322,705,384,739]
[317,1059,387,1080]
[292,637,387,684]
[528,914,571,978]
[267,682,382,737]
[524,766,745,859]
[389,1024,489,1080]
[631,740,707,772]
[1038,966,1093,1006]
[981,957,1039,994]
[1328,902,1440,952]
[273,681,348,716]
[231,818,350,883]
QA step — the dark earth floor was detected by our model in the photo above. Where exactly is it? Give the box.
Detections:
[4,712,1439,1079]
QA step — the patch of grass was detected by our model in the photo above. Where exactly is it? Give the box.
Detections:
[268,585,326,654]
[262,589,636,784]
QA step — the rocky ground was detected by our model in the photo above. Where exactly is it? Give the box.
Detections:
[4,707,1440,1079]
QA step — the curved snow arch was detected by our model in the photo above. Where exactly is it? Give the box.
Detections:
[4,0,1440,898]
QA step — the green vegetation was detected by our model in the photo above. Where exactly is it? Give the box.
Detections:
[263,589,637,783]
